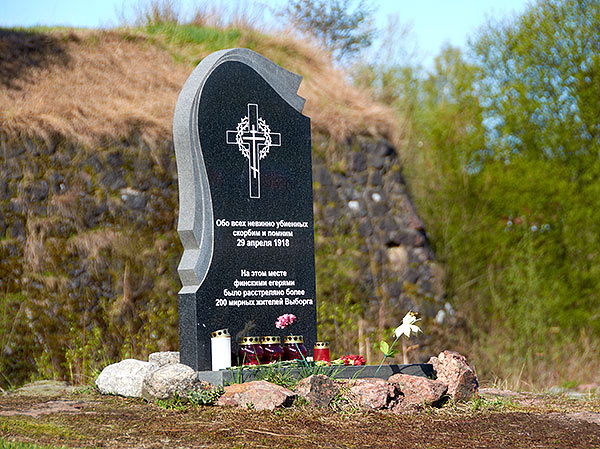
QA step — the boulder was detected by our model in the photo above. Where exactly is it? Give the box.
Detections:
[428,351,478,401]
[141,363,200,401]
[344,378,396,410]
[148,351,180,367]
[216,380,295,411]
[295,374,341,408]
[95,359,157,398]
[388,374,447,406]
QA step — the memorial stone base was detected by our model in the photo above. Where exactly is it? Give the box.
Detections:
[196,363,434,385]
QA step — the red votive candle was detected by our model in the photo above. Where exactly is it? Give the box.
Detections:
[238,336,263,365]
[260,336,284,364]
[283,335,308,361]
[313,341,330,363]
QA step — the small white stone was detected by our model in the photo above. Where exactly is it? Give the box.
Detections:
[435,309,446,324]
[371,192,382,202]
[141,363,198,401]
[95,359,158,398]
[348,200,360,211]
[149,351,180,367]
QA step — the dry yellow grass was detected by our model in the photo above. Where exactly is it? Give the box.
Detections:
[1,29,189,148]
[0,27,400,149]
[264,32,400,144]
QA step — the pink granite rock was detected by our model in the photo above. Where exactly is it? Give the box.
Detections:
[216,380,295,411]
[428,350,478,401]
[345,378,397,410]
[388,373,447,406]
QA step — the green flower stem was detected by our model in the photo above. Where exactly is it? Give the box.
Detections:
[375,335,401,375]
[290,333,309,366]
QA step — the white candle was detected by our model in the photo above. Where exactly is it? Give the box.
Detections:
[211,328,231,371]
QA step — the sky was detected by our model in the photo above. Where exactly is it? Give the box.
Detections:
[0,0,531,66]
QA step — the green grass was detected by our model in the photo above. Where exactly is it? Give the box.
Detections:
[0,439,69,449]
[0,418,78,441]
[5,26,85,33]
[144,22,241,52]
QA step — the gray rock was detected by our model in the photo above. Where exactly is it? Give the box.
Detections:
[295,374,341,408]
[388,246,408,272]
[349,152,367,172]
[314,165,333,186]
[95,359,157,398]
[9,198,27,215]
[386,281,404,297]
[374,140,396,158]
[358,220,372,237]
[48,173,66,194]
[148,351,180,367]
[24,180,49,203]
[141,363,198,401]
[100,171,126,190]
[106,151,124,168]
[355,172,368,186]
[8,219,26,239]
[216,380,295,410]
[369,199,389,216]
[0,179,9,201]
[369,170,383,186]
[120,187,146,210]
[370,153,385,170]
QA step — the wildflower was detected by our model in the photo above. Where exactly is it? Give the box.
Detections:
[376,311,423,374]
[275,313,296,329]
[394,311,421,338]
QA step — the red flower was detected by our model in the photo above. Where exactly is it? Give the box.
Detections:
[340,354,366,366]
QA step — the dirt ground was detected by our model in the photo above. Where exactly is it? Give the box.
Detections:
[1,387,599,449]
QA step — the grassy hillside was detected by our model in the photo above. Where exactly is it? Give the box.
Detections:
[0,22,449,388]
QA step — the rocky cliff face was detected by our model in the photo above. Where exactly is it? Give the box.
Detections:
[311,134,444,361]
[0,136,181,385]
[314,136,441,305]
[0,132,443,383]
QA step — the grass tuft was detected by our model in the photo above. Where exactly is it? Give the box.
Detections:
[0,439,68,449]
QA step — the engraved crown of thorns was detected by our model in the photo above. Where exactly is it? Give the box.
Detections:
[235,115,273,159]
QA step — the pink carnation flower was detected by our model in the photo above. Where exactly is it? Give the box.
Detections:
[275,314,296,329]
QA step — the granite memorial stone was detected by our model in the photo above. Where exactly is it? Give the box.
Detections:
[173,48,317,371]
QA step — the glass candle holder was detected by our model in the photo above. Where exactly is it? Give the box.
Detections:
[210,328,231,370]
[283,335,308,361]
[238,336,263,365]
[313,341,330,363]
[260,336,284,364]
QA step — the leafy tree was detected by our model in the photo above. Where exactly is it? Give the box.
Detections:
[473,0,600,161]
[375,0,600,384]
[283,0,375,59]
